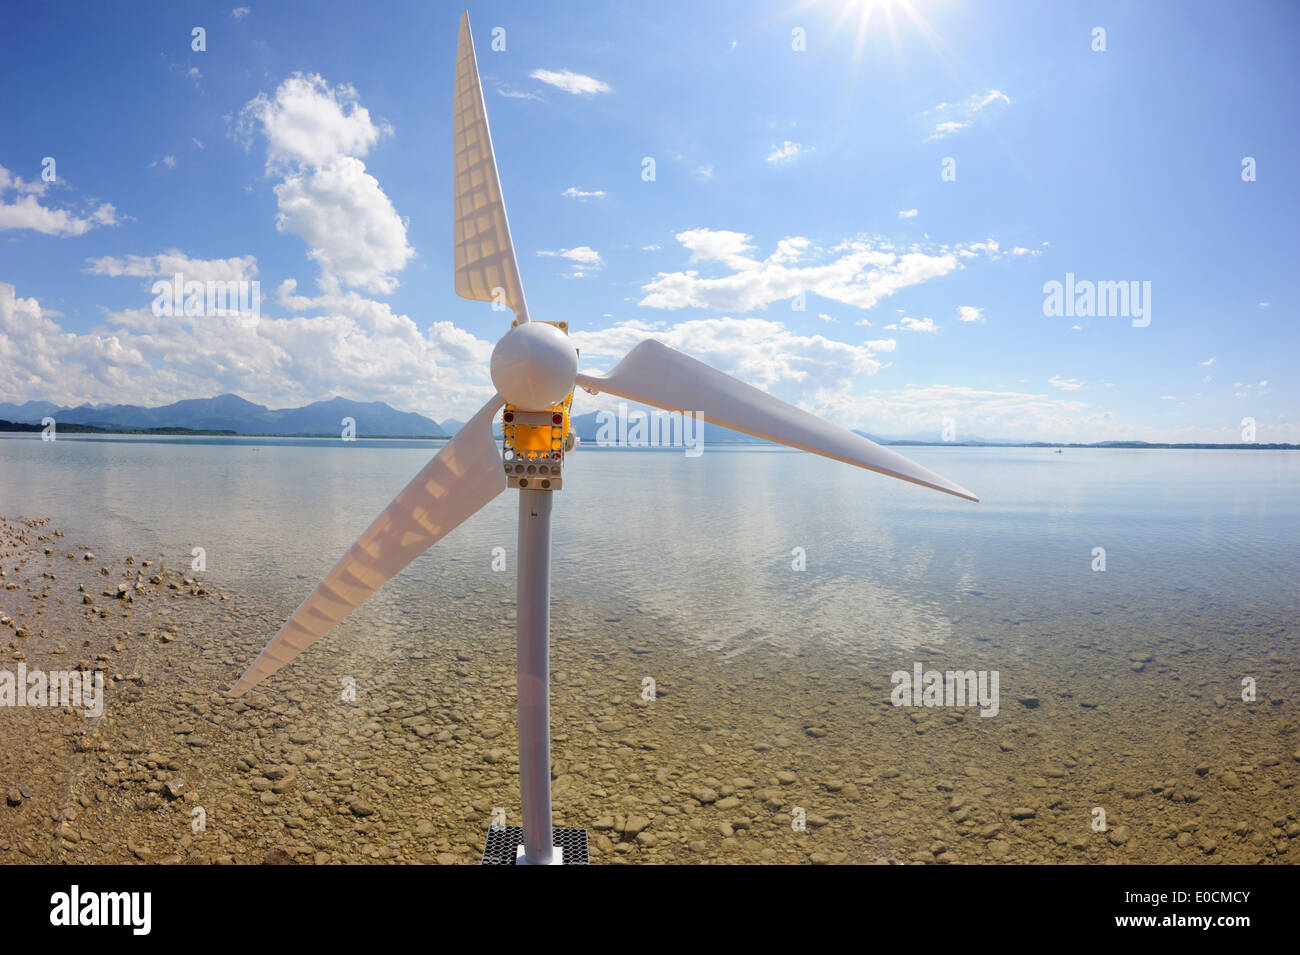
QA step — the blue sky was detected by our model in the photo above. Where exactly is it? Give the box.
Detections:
[1,0,1295,441]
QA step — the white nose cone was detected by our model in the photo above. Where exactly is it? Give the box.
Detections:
[490,322,579,411]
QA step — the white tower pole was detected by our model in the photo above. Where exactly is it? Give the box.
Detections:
[515,488,555,864]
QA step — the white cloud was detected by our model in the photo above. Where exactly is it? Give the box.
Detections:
[898,209,918,219]
[571,316,892,395]
[161,53,204,89]
[1049,375,1084,391]
[497,86,542,101]
[975,90,1011,109]
[566,246,602,266]
[818,312,835,323]
[641,244,661,251]
[766,141,812,164]
[238,73,391,169]
[0,165,119,236]
[957,239,1000,259]
[640,228,1000,314]
[0,280,498,419]
[239,74,411,294]
[0,283,150,402]
[677,228,755,267]
[769,236,812,264]
[1200,357,1215,366]
[930,121,970,138]
[274,157,414,294]
[695,164,714,181]
[0,195,119,236]
[0,166,48,197]
[2,286,892,427]
[562,187,606,201]
[85,250,258,283]
[537,246,602,276]
[956,305,984,323]
[10,261,1291,446]
[231,6,251,20]
[884,316,936,333]
[529,69,610,96]
[1259,379,1269,387]
[925,89,1011,140]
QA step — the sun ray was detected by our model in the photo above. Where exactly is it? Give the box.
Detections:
[784,0,956,78]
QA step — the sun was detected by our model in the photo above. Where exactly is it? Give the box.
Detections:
[797,0,948,69]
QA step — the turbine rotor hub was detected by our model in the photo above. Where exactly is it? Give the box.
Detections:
[490,322,579,411]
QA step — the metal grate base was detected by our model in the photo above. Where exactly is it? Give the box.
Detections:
[480,825,590,865]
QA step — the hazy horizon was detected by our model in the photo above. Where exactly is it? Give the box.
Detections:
[4,391,1300,447]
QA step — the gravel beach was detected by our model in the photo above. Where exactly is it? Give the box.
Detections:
[1,514,1296,864]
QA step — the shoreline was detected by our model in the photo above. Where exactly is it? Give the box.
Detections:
[3,429,1298,451]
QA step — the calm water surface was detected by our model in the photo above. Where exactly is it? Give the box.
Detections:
[1,434,1295,662]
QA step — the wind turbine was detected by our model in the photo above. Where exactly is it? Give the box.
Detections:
[229,11,978,866]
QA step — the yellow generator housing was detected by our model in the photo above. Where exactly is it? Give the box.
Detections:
[502,320,574,491]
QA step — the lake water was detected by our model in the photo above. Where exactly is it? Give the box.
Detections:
[2,433,1297,863]
[2,434,1295,658]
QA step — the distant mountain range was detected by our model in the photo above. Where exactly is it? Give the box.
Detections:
[0,394,1294,449]
[853,429,1021,445]
[0,394,451,438]
[0,397,783,444]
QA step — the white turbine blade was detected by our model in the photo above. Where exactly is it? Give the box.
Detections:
[576,340,979,502]
[229,395,507,696]
[453,10,529,323]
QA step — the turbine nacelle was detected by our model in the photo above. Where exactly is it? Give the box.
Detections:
[489,322,579,412]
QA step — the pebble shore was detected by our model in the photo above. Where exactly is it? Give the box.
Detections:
[1,514,1296,864]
